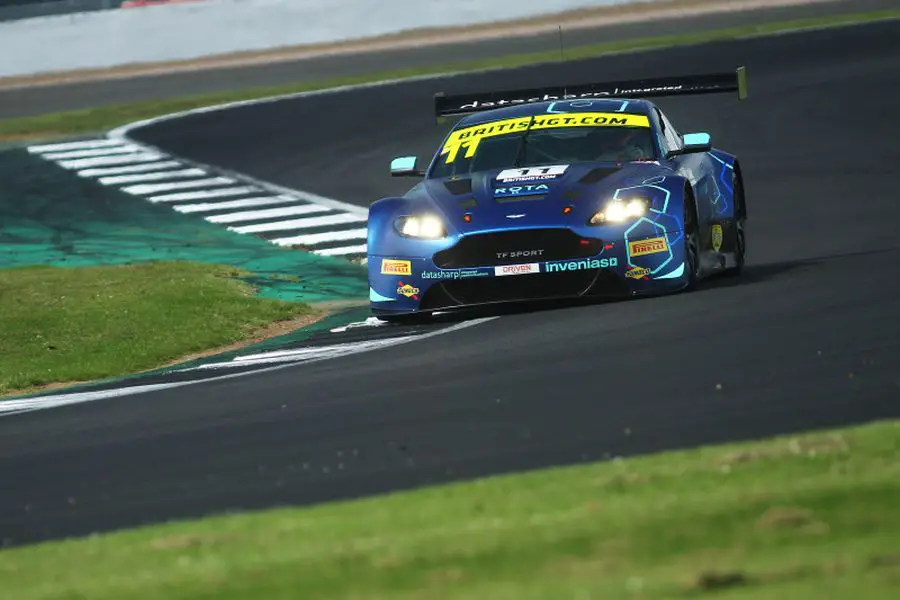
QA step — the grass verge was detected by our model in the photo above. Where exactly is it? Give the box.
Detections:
[0,262,317,396]
[2,419,898,599]
[2,8,900,141]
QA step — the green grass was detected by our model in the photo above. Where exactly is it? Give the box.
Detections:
[2,8,900,140]
[0,262,316,396]
[2,420,898,599]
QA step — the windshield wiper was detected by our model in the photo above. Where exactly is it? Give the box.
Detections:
[512,118,535,167]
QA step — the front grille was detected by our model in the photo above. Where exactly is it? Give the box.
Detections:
[433,229,603,268]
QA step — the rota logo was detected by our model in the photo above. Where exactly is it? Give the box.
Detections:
[396,281,420,299]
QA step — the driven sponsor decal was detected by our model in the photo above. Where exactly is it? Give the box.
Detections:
[544,258,618,272]
[381,259,412,275]
[496,165,568,183]
[421,268,490,280]
[711,224,723,252]
[494,183,550,198]
[396,281,420,300]
[625,266,651,280]
[495,263,540,276]
[628,236,668,257]
[441,112,651,163]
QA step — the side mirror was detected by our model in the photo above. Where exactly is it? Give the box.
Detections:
[390,156,424,177]
[666,132,712,158]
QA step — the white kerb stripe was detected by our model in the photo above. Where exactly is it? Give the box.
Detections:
[172,195,297,213]
[78,161,182,177]
[28,139,125,153]
[205,203,330,224]
[99,168,207,185]
[272,228,368,247]
[42,145,145,160]
[58,153,163,169]
[229,212,366,234]
[313,244,368,256]
[122,177,235,195]
[148,186,259,203]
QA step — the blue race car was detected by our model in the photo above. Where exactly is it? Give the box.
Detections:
[367,68,748,322]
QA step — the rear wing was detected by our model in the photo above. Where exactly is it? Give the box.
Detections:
[434,66,747,121]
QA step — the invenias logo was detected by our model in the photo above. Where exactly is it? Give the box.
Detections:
[545,258,617,272]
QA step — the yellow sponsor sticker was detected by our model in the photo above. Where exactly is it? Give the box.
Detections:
[628,236,669,257]
[441,112,651,164]
[625,266,651,280]
[397,284,420,298]
[381,259,412,275]
[711,224,723,252]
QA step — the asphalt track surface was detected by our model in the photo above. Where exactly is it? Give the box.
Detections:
[2,20,900,547]
[0,0,892,118]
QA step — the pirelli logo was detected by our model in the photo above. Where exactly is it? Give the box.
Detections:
[628,236,669,257]
[381,259,412,275]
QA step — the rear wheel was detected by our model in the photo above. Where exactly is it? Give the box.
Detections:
[732,222,746,275]
[729,169,747,275]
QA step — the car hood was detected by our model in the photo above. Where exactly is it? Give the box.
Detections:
[411,162,672,233]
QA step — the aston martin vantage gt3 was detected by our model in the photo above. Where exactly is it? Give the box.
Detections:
[367,68,749,322]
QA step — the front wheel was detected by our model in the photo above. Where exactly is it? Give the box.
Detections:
[682,195,701,289]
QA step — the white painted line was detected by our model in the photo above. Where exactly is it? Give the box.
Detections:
[272,227,369,247]
[313,244,368,257]
[172,195,298,213]
[122,177,235,195]
[28,139,125,153]
[186,316,494,371]
[205,203,331,224]
[221,337,418,367]
[0,317,497,416]
[229,212,366,234]
[58,153,163,169]
[99,168,208,185]
[42,145,145,160]
[148,186,259,203]
[77,160,183,177]
[329,316,387,333]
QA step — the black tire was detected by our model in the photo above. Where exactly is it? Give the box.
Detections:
[683,190,701,289]
[729,169,747,276]
[731,222,746,275]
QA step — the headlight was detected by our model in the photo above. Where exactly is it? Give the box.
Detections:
[395,214,447,239]
[588,198,650,225]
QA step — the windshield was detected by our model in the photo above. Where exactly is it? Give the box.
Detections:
[429,111,657,179]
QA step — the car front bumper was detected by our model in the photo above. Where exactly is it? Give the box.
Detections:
[368,228,688,315]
